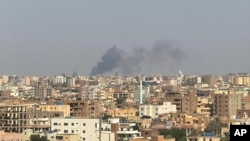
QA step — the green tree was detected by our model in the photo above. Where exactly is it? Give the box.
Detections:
[220,132,230,141]
[205,117,223,136]
[30,135,49,141]
[189,129,202,136]
[178,136,187,141]
[102,114,112,121]
[159,128,186,141]
[116,98,125,104]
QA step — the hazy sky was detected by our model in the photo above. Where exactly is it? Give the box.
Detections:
[0,0,249,76]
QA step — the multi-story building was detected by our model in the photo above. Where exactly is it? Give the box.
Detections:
[196,97,212,116]
[139,102,177,119]
[1,103,65,133]
[2,75,9,84]
[213,90,243,118]
[66,99,103,118]
[202,75,218,86]
[233,75,250,86]
[1,104,39,133]
[51,117,115,141]
[107,118,141,141]
[87,88,106,100]
[34,83,54,98]
[165,90,198,114]
[39,104,70,117]
[107,108,137,118]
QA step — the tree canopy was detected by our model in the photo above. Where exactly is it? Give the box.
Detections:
[204,117,223,136]
[159,128,187,141]
[30,135,49,141]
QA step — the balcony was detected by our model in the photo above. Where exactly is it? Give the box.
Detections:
[117,130,140,134]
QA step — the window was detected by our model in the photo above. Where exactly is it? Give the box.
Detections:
[64,130,68,133]
[83,138,85,140]
[72,130,74,133]
[83,123,86,126]
[56,136,63,140]
[64,123,68,126]
[83,130,85,133]
[71,123,74,126]
[53,123,58,126]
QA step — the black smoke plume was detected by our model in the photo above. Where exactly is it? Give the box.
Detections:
[90,46,124,76]
[90,40,186,76]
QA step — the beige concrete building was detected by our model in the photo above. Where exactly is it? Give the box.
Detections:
[2,75,9,84]
[233,76,250,86]
[39,104,70,117]
[107,108,137,118]
[34,83,54,98]
[187,136,220,141]
[196,97,211,116]
[1,103,65,133]
[213,90,242,118]
[0,78,2,86]
[54,134,80,141]
[165,90,197,114]
[202,75,218,86]
[0,130,24,141]
[65,99,104,118]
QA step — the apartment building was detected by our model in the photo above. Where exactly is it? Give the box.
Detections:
[87,88,106,100]
[165,90,197,114]
[51,117,115,141]
[1,103,65,133]
[39,104,70,117]
[196,97,211,116]
[139,102,177,119]
[213,90,242,118]
[107,108,137,118]
[233,75,250,86]
[202,75,218,86]
[66,99,103,118]
[108,118,141,141]
[34,83,54,98]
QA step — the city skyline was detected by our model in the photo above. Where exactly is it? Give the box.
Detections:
[0,0,249,76]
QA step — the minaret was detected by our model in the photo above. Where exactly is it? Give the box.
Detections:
[139,78,143,104]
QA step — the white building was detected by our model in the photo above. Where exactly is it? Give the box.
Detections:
[87,87,106,100]
[51,117,115,141]
[139,102,177,119]
[105,118,142,141]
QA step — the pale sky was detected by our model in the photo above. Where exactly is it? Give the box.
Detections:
[0,0,249,76]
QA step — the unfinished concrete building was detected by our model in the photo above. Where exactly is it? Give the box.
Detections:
[1,103,64,133]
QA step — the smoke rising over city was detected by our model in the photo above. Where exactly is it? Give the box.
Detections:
[90,41,186,76]
[90,46,124,76]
